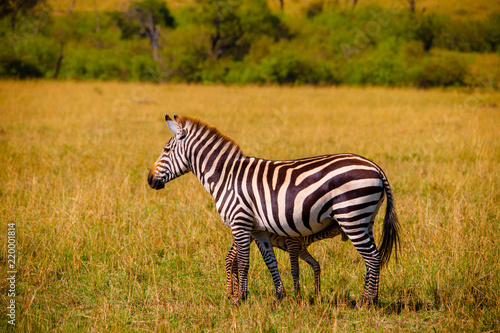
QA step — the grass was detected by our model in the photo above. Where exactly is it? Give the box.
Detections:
[1,80,499,331]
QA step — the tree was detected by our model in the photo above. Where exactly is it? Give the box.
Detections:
[197,0,284,61]
[51,14,73,78]
[130,0,175,60]
[414,13,442,51]
[0,0,46,31]
[114,0,175,61]
[197,0,244,60]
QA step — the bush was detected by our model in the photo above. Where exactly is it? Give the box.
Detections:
[224,62,265,84]
[0,19,59,79]
[60,47,127,80]
[435,19,492,52]
[129,54,162,81]
[160,25,209,82]
[412,51,468,87]
[257,44,338,85]
[1,59,43,78]
[484,13,500,52]
[345,49,409,86]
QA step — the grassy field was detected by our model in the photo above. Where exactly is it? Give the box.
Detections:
[1,80,499,331]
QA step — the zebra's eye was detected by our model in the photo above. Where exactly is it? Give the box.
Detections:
[163,147,171,153]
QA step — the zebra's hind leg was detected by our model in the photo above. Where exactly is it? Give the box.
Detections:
[344,229,381,307]
[225,243,239,300]
[359,243,381,307]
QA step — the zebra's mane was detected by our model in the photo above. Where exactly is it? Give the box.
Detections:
[180,116,243,156]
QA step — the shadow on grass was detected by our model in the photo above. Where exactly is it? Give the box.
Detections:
[306,291,435,314]
[380,298,435,315]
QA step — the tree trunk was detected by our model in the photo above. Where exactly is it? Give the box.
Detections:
[407,0,416,13]
[68,0,77,13]
[53,42,64,79]
[152,27,159,61]
[210,23,221,60]
[147,10,159,61]
[279,0,284,13]
[93,0,100,33]
[10,10,17,31]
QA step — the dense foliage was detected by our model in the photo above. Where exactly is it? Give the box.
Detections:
[1,0,499,87]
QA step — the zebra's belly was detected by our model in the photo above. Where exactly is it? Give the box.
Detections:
[252,214,335,237]
[252,178,384,237]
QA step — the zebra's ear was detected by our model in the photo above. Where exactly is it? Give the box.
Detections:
[165,114,187,140]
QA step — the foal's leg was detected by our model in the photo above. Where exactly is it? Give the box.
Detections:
[298,248,321,295]
[225,243,239,299]
[285,238,302,298]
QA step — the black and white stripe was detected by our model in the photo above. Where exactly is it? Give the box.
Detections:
[148,114,400,305]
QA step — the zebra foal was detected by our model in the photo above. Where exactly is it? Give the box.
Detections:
[225,223,348,300]
[148,114,400,305]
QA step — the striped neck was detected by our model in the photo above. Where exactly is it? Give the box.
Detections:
[181,117,244,196]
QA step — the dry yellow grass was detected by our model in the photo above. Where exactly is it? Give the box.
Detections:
[1,80,499,331]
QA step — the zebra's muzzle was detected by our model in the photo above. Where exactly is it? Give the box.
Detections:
[147,171,166,190]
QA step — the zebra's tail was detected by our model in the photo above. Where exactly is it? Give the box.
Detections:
[378,170,400,268]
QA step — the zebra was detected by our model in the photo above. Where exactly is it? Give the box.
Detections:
[225,223,348,300]
[148,114,400,305]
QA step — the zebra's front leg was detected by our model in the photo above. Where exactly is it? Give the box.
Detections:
[252,231,285,301]
[232,226,253,301]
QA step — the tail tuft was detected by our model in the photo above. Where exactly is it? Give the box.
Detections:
[379,176,401,268]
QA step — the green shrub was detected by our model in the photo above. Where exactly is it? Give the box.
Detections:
[160,26,209,82]
[435,19,491,52]
[129,54,162,81]
[1,59,43,78]
[345,52,409,86]
[60,47,127,80]
[484,13,500,52]
[224,62,265,84]
[0,19,59,79]
[257,44,338,85]
[412,51,468,87]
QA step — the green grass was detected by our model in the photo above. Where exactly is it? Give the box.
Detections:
[1,81,499,331]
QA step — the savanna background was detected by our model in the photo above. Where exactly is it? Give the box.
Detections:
[1,0,500,332]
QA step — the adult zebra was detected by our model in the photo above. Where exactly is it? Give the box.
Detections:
[148,114,400,305]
